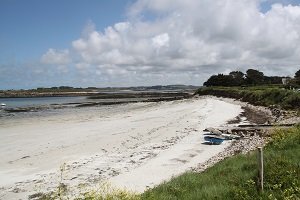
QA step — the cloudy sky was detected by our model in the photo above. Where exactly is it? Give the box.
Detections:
[1,0,300,89]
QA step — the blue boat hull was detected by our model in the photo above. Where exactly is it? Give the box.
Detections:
[204,136,224,145]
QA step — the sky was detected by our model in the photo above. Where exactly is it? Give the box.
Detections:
[1,0,300,89]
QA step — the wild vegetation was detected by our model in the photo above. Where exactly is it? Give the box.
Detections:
[196,86,300,111]
[197,69,300,112]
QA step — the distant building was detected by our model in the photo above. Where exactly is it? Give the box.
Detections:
[282,77,291,85]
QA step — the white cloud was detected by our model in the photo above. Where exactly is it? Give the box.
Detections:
[41,0,300,86]
[41,48,70,65]
[75,63,90,70]
[152,33,169,49]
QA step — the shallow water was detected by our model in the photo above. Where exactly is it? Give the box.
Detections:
[0,99,154,128]
[0,96,87,108]
[0,96,151,121]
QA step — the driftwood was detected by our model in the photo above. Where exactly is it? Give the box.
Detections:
[202,126,281,140]
[203,123,297,138]
[204,127,223,135]
[238,124,296,128]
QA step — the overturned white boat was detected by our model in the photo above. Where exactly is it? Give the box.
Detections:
[204,127,223,135]
[203,127,240,140]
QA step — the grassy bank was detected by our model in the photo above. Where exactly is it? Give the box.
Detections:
[195,86,300,111]
[140,126,300,200]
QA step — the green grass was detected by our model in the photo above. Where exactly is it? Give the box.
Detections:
[140,126,300,200]
[140,156,257,200]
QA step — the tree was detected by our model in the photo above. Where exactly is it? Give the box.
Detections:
[246,69,265,85]
[295,69,300,79]
[204,71,246,86]
[264,76,284,84]
[204,74,235,87]
[229,71,245,86]
[229,71,244,79]
[294,69,300,85]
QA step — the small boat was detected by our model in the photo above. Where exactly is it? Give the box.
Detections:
[203,127,241,141]
[204,135,224,145]
[1,103,6,108]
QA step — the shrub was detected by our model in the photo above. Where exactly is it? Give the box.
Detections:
[196,87,300,110]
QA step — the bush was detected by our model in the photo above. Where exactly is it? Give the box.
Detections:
[196,87,300,110]
[283,94,300,109]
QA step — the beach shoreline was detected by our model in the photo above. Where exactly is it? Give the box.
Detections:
[1,96,246,199]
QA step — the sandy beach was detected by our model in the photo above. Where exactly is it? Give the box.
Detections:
[0,96,243,199]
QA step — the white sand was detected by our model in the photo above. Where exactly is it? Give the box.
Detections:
[0,97,242,199]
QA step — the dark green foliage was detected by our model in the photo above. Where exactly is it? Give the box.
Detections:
[294,70,300,85]
[229,71,245,85]
[196,86,300,110]
[264,76,284,84]
[204,71,246,87]
[203,69,296,87]
[204,74,237,87]
[283,94,300,109]
[246,69,265,85]
[295,70,300,79]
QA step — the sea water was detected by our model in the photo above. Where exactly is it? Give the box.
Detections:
[0,96,151,128]
[0,96,87,109]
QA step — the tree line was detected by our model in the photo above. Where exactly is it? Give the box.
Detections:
[203,69,300,87]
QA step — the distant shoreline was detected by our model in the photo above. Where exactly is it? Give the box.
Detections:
[0,91,98,98]
[0,90,196,98]
[0,85,200,98]
[0,91,194,113]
